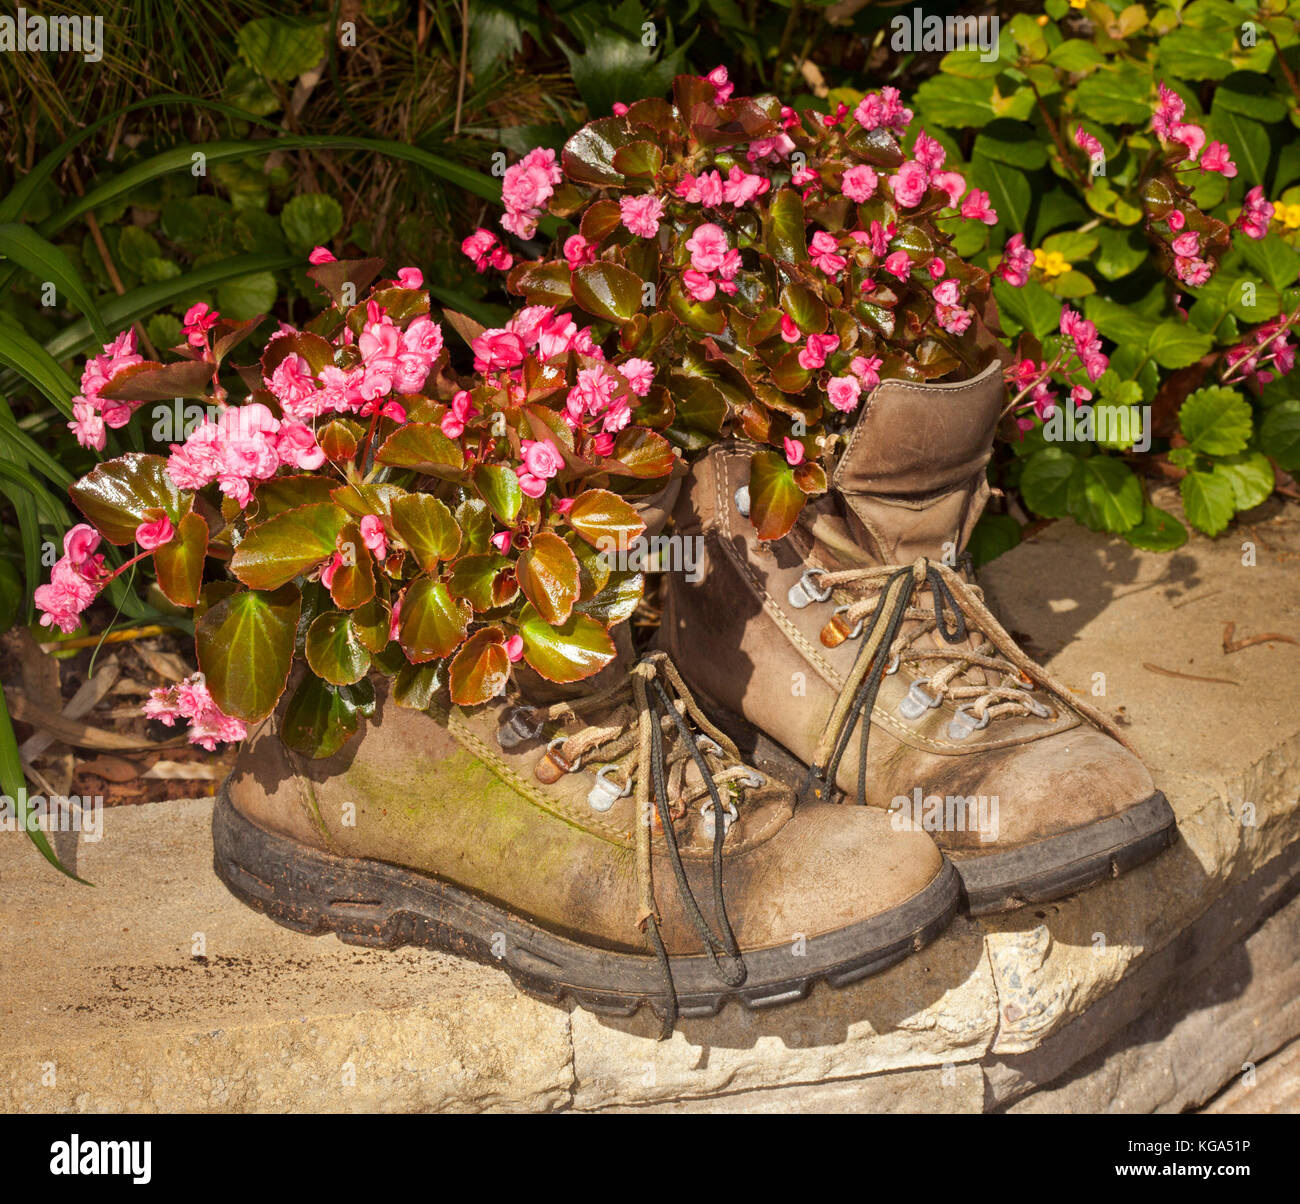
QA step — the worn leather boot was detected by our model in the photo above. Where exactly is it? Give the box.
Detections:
[213,651,958,1030]
[661,362,1176,913]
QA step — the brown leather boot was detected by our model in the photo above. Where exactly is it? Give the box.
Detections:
[213,651,958,1031]
[661,362,1176,914]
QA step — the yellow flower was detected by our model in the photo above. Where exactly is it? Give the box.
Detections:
[1068,0,1088,8]
[1033,248,1072,278]
[1274,202,1300,230]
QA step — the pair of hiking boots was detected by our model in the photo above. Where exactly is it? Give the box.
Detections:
[214,365,1176,1033]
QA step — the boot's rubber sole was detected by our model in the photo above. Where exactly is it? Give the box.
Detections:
[687,690,1178,916]
[212,785,961,1022]
[947,791,1177,915]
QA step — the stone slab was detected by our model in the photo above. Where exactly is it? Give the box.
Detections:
[2,498,1298,1112]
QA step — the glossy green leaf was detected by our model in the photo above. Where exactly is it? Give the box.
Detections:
[69,454,187,545]
[398,579,470,663]
[517,603,616,683]
[390,494,461,573]
[517,531,581,626]
[306,611,372,686]
[195,585,301,722]
[229,502,347,590]
[448,627,511,705]
[153,510,208,608]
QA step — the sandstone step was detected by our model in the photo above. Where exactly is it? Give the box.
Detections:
[3,497,1298,1112]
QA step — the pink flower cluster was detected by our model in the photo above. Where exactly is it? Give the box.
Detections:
[266,307,445,424]
[501,148,563,240]
[1151,81,1239,179]
[166,401,326,506]
[1238,186,1274,240]
[1225,316,1297,386]
[1060,307,1108,382]
[461,228,514,273]
[683,223,742,299]
[997,233,1035,288]
[144,672,248,751]
[33,524,106,634]
[68,329,147,451]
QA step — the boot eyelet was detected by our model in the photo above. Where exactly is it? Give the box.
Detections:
[700,799,738,839]
[587,764,632,812]
[696,734,724,757]
[737,769,765,788]
[897,677,940,720]
[788,567,832,609]
[832,604,863,639]
[734,485,751,517]
[544,736,581,773]
[497,706,542,749]
[886,652,901,675]
[947,705,991,740]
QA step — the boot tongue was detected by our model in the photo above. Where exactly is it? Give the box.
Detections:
[806,360,1004,568]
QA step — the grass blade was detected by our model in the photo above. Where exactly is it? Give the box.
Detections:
[0,223,110,343]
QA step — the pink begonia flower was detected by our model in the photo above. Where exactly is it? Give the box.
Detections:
[470,329,527,374]
[997,233,1034,287]
[308,246,336,264]
[961,189,998,225]
[854,86,912,134]
[685,223,729,273]
[1061,308,1109,381]
[1073,126,1103,158]
[612,101,629,116]
[1201,142,1237,176]
[65,524,101,571]
[500,147,562,240]
[1170,122,1206,160]
[461,227,514,273]
[563,234,596,270]
[841,164,878,203]
[791,166,818,187]
[682,269,717,302]
[1172,232,1201,258]
[912,130,946,172]
[618,357,655,396]
[851,355,883,391]
[394,267,423,289]
[882,251,912,280]
[505,634,525,663]
[518,439,563,498]
[1167,210,1187,232]
[491,531,512,555]
[826,375,862,414]
[746,133,796,165]
[797,333,840,371]
[619,193,666,238]
[933,279,961,307]
[864,220,892,257]
[890,160,929,208]
[931,171,965,207]
[675,170,725,206]
[1237,186,1274,240]
[276,421,326,470]
[780,314,800,343]
[809,230,847,276]
[133,514,177,553]
[553,497,575,514]
[181,302,219,348]
[705,65,733,103]
[927,258,946,280]
[936,305,972,335]
[66,329,146,450]
[441,389,479,439]
[783,437,805,466]
[1176,257,1212,287]
[1151,81,1185,139]
[357,515,387,562]
[721,165,769,207]
[144,672,247,751]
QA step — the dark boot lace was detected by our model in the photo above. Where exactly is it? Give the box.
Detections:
[503,652,762,1036]
[799,556,1125,807]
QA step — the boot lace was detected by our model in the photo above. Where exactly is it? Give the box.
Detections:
[799,556,1123,807]
[504,652,761,1036]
